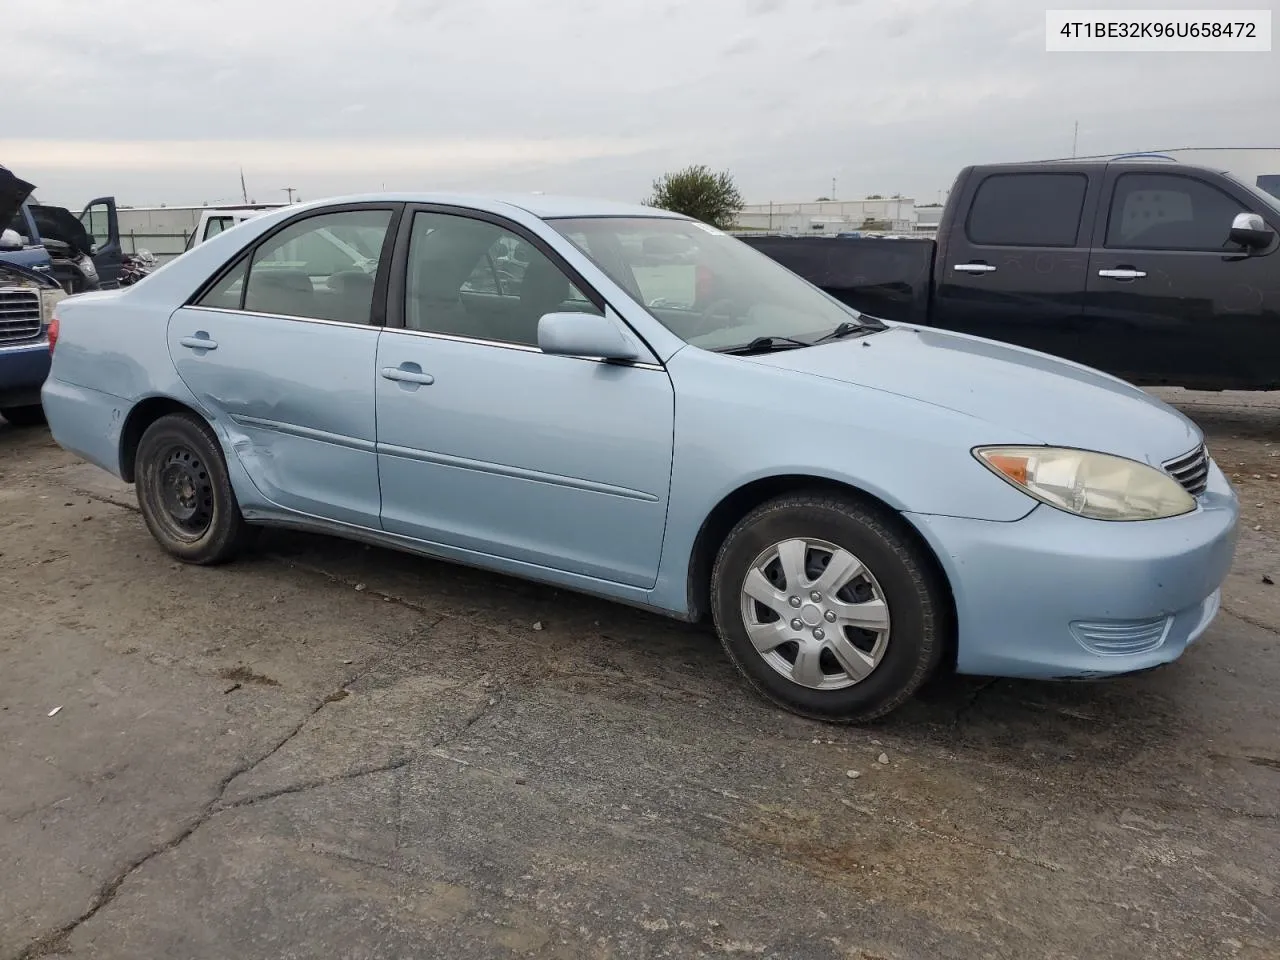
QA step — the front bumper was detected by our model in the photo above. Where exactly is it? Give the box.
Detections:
[0,333,51,408]
[907,458,1239,679]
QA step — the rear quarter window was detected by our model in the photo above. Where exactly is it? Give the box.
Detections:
[964,172,1089,247]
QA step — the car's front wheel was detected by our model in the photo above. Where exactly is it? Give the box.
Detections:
[134,412,256,565]
[711,492,947,723]
[0,405,46,427]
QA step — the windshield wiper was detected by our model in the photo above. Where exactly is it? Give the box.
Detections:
[813,317,886,344]
[715,335,812,356]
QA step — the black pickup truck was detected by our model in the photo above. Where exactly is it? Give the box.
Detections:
[743,159,1280,391]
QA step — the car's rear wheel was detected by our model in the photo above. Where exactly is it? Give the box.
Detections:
[135,413,255,565]
[0,405,46,426]
[711,492,947,723]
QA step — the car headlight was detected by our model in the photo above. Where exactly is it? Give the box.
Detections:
[974,446,1196,521]
[79,256,97,276]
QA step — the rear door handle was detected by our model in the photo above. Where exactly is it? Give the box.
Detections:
[380,366,434,385]
[953,263,997,274]
[178,335,218,350]
[1098,268,1147,280]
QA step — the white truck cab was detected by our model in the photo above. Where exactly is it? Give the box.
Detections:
[184,208,273,252]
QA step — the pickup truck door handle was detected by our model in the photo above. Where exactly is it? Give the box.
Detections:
[1098,268,1147,280]
[380,366,435,386]
[953,262,997,274]
[178,335,218,351]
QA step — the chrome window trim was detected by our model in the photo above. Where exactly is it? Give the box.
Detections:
[182,305,665,371]
[184,305,382,332]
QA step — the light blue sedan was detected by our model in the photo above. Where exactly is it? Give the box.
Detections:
[41,194,1240,721]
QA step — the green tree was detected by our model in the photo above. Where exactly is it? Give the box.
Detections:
[644,165,744,230]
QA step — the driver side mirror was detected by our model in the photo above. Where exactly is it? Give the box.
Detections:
[0,228,24,251]
[538,311,641,362]
[1229,212,1275,250]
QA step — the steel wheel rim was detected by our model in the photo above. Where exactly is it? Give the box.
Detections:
[151,443,215,541]
[738,537,891,690]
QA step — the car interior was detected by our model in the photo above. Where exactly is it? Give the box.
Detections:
[405,215,599,346]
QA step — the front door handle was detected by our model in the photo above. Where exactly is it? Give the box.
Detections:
[178,335,218,350]
[953,262,997,274]
[381,366,434,385]
[1098,268,1147,280]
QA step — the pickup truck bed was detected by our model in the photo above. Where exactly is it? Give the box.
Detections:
[741,235,934,325]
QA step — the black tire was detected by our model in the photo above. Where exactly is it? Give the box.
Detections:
[710,492,948,723]
[134,412,256,565]
[0,404,46,426]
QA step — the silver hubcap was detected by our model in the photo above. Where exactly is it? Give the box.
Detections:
[738,537,890,690]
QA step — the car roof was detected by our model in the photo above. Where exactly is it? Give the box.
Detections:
[980,158,1232,175]
[282,192,687,221]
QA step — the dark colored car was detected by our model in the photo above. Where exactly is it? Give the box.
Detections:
[743,159,1280,391]
[1,165,125,292]
[0,258,63,425]
[0,166,55,278]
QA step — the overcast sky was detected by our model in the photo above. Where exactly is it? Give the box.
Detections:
[9,0,1278,208]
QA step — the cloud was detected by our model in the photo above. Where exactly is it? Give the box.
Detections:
[8,0,1277,207]
[721,34,760,57]
[6,137,661,173]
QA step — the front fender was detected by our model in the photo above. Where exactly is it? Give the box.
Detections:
[647,347,1038,616]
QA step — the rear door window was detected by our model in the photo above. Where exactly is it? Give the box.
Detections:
[195,209,393,325]
[965,173,1088,247]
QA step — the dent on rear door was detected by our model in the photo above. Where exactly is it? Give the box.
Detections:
[168,305,385,526]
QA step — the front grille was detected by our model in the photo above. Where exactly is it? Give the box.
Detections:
[0,288,42,343]
[1163,443,1210,497]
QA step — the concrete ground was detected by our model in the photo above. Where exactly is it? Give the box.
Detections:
[1,390,1277,960]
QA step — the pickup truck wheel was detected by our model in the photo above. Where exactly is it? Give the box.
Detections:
[134,413,256,565]
[0,405,46,426]
[711,493,946,723]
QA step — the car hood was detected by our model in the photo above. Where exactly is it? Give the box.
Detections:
[746,325,1202,465]
[0,167,35,227]
[29,204,93,256]
[0,259,62,289]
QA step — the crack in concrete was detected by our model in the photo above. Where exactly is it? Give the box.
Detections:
[264,552,462,621]
[7,680,366,960]
[6,696,325,957]
[952,678,1001,726]
[67,487,136,514]
[220,687,506,812]
[220,755,416,811]
[1223,605,1280,637]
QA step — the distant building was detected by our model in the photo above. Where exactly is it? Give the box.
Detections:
[913,205,943,236]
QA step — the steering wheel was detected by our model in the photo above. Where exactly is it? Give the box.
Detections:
[691,297,738,337]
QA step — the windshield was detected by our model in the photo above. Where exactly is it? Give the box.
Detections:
[549,216,865,350]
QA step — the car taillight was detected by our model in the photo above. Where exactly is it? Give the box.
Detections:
[48,316,59,354]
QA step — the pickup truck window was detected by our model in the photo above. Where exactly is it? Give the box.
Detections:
[204,216,236,241]
[1104,173,1249,251]
[965,173,1087,247]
